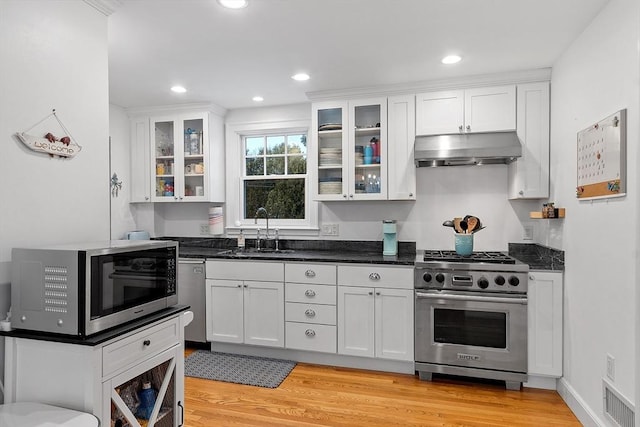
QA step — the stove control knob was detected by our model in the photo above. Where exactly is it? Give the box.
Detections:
[477,278,489,289]
[422,273,432,283]
[508,276,520,287]
[435,273,445,283]
[494,275,506,286]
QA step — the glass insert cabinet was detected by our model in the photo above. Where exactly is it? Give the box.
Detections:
[312,99,387,201]
[151,113,209,202]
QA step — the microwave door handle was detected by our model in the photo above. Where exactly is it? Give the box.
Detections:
[415,290,527,305]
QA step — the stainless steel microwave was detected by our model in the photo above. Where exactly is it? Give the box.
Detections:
[11,240,178,337]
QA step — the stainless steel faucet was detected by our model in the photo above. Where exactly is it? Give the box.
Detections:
[254,207,270,247]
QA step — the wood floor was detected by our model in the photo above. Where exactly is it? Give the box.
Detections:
[183,349,580,426]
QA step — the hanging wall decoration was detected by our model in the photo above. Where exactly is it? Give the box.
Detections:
[576,109,626,200]
[15,109,83,158]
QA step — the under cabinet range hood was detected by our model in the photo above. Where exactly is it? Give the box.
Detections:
[414,131,522,167]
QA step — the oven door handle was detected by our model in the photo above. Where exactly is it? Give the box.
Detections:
[415,290,527,305]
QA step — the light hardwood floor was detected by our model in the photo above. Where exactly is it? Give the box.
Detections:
[183,349,580,426]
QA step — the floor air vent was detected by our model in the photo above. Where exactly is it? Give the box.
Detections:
[603,378,635,427]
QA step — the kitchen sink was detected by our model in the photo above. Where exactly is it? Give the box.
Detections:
[218,248,295,256]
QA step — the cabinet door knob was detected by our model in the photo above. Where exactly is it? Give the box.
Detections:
[237,284,242,288]
[305,309,316,317]
[143,339,151,346]
[305,329,316,337]
[304,289,316,297]
[145,196,149,201]
[529,275,535,281]
[368,291,374,295]
[458,125,463,131]
[409,192,414,197]
[369,272,381,281]
[519,190,524,196]
[376,291,381,296]
[349,194,354,198]
[343,194,347,198]
[466,125,471,131]
[243,284,248,288]
[305,270,316,278]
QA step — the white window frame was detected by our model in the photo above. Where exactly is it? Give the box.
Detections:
[225,119,319,235]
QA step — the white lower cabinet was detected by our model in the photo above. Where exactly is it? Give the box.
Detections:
[4,313,186,427]
[205,260,285,347]
[284,263,337,353]
[528,271,563,377]
[337,265,414,361]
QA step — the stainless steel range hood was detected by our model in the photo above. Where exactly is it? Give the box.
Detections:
[414,131,522,167]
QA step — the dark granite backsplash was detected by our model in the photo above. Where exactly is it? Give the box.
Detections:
[161,236,416,255]
[508,243,564,271]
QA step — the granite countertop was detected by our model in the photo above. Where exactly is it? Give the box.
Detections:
[508,243,564,271]
[171,237,416,266]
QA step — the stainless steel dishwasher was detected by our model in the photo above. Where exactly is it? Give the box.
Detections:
[178,258,206,343]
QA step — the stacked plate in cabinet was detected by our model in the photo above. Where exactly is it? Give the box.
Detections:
[318,176,342,194]
[354,145,364,165]
[319,147,342,167]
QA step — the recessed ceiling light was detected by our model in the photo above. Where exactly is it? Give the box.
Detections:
[291,73,310,81]
[252,96,264,102]
[171,86,187,93]
[218,0,247,9]
[441,55,462,65]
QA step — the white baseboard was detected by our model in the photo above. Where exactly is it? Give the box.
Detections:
[557,377,606,426]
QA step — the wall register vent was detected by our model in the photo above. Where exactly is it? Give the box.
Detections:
[603,378,635,427]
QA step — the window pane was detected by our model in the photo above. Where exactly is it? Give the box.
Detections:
[246,137,264,156]
[287,135,307,155]
[245,157,264,176]
[266,157,285,175]
[288,155,307,174]
[244,179,305,219]
[266,136,285,155]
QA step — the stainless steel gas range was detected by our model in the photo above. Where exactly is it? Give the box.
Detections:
[414,250,529,390]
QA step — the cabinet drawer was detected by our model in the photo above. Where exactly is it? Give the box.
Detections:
[103,317,180,378]
[285,263,336,285]
[285,302,336,325]
[206,260,284,282]
[338,264,413,289]
[286,322,336,353]
[286,283,336,305]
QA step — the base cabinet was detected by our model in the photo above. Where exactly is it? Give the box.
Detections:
[528,271,563,377]
[3,314,186,427]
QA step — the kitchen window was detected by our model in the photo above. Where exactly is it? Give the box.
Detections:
[225,118,318,234]
[243,133,307,220]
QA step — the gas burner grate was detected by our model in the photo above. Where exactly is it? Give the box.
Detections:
[422,250,516,264]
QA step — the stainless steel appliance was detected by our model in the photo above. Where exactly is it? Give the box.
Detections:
[178,258,206,343]
[414,250,529,390]
[11,240,178,337]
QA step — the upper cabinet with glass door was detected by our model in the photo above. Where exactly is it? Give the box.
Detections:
[349,98,387,200]
[151,112,209,202]
[312,99,387,201]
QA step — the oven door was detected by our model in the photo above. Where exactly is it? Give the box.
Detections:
[415,290,527,373]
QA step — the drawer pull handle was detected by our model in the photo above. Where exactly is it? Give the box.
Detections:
[305,309,316,317]
[305,329,316,337]
[305,289,316,297]
[305,270,316,278]
[369,272,380,281]
[143,339,151,346]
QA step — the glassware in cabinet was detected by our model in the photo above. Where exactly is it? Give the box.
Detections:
[182,117,206,198]
[350,100,386,199]
[315,105,347,200]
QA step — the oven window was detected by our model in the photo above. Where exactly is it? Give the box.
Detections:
[90,248,173,319]
[433,308,507,348]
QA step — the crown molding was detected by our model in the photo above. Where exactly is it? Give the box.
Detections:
[306,68,552,102]
[125,102,228,118]
[83,0,123,16]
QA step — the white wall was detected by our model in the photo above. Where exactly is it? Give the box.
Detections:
[550,0,639,423]
[0,0,110,402]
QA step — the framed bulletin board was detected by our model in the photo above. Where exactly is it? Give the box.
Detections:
[576,109,626,200]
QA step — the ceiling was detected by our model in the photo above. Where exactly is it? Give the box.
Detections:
[107,0,610,111]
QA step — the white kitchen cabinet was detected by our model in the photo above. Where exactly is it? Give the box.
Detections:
[284,263,337,353]
[528,271,563,377]
[416,85,516,135]
[130,117,151,202]
[151,112,209,202]
[312,98,388,201]
[387,94,416,200]
[205,260,285,347]
[508,82,550,199]
[337,265,414,361]
[4,312,186,427]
